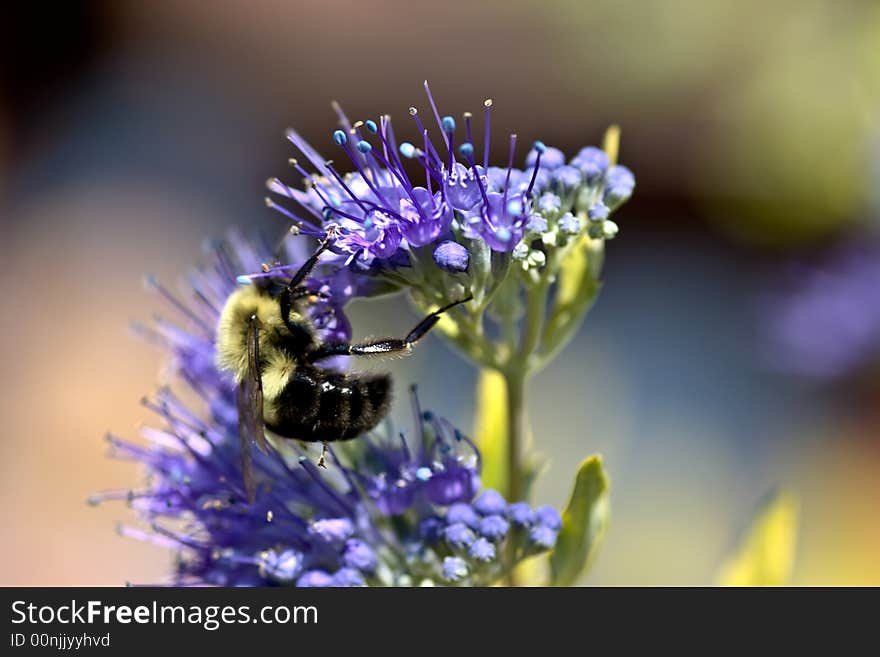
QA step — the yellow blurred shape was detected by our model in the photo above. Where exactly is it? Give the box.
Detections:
[473,368,508,495]
[602,124,620,167]
[717,490,799,586]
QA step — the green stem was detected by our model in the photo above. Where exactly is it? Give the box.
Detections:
[502,367,526,586]
[503,367,527,508]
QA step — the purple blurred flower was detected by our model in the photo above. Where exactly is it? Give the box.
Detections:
[765,239,880,378]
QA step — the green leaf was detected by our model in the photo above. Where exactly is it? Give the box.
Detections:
[717,489,799,586]
[549,455,610,586]
[472,368,508,495]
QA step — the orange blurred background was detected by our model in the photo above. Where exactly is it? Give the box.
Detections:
[2,0,879,585]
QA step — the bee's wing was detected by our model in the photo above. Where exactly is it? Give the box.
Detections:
[237,316,267,503]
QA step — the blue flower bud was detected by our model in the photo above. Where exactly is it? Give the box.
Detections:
[507,502,535,526]
[535,505,562,531]
[571,146,609,183]
[258,549,303,583]
[538,192,562,214]
[442,556,469,582]
[433,240,470,273]
[588,202,610,222]
[525,214,549,236]
[512,242,529,260]
[444,522,477,548]
[364,119,378,133]
[526,144,565,170]
[479,514,510,540]
[418,516,444,544]
[603,165,635,208]
[553,165,582,189]
[441,115,456,132]
[356,140,373,154]
[446,502,480,529]
[558,212,581,235]
[474,489,507,515]
[528,525,558,550]
[468,537,496,562]
[458,142,475,159]
[343,539,377,573]
[399,142,416,158]
[333,130,348,146]
[296,570,334,587]
[311,517,355,544]
[332,568,367,587]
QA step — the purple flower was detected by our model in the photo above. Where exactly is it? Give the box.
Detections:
[297,570,334,588]
[469,538,497,562]
[571,146,609,184]
[529,525,559,551]
[266,82,633,271]
[446,503,480,529]
[97,232,558,586]
[478,515,510,541]
[442,557,469,583]
[507,502,536,526]
[535,505,563,531]
[433,240,470,273]
[444,523,477,548]
[331,568,367,587]
[473,489,507,515]
[342,539,377,573]
[257,549,304,583]
[603,165,636,208]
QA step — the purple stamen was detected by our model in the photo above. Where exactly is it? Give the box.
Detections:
[374,123,414,192]
[423,129,433,196]
[423,80,449,149]
[462,145,490,207]
[337,141,393,208]
[143,276,214,336]
[408,108,444,167]
[525,140,545,199]
[464,111,473,147]
[502,133,518,208]
[443,116,456,172]
[324,161,371,213]
[264,198,322,236]
[382,114,400,162]
[286,128,334,180]
[286,159,341,210]
[331,100,353,133]
[483,99,493,169]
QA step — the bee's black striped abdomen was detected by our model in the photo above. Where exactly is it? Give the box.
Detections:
[268,367,391,443]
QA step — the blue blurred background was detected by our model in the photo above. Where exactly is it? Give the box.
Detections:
[2,0,879,585]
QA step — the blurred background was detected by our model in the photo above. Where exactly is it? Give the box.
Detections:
[3,0,880,585]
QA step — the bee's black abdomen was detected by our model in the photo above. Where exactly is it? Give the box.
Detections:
[268,367,391,443]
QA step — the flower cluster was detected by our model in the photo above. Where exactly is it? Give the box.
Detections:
[422,490,562,586]
[94,234,556,586]
[267,82,634,310]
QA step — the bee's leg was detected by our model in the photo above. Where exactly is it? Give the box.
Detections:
[285,229,337,290]
[317,442,328,469]
[280,232,336,334]
[306,296,473,363]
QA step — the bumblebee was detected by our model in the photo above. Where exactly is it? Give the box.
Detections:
[216,235,470,501]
